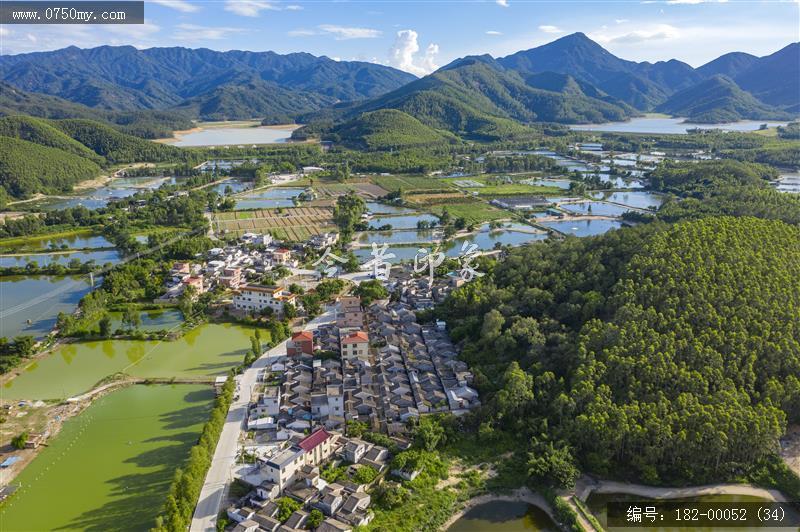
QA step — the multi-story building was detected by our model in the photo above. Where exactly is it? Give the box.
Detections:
[337,296,364,328]
[233,284,297,314]
[287,331,315,356]
[263,428,338,491]
[219,267,243,289]
[340,331,369,361]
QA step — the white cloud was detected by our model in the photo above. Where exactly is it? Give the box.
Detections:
[173,23,245,40]
[285,4,303,9]
[388,29,439,76]
[150,0,198,13]
[287,29,316,37]
[486,30,503,35]
[318,24,381,40]
[224,0,278,17]
[538,25,564,34]
[592,23,680,44]
[496,0,509,6]
[615,18,629,24]
[666,0,728,3]
[0,27,10,37]
[106,20,161,41]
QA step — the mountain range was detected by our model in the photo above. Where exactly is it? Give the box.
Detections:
[0,33,797,139]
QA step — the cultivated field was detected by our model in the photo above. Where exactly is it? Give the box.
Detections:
[372,174,451,192]
[212,207,335,241]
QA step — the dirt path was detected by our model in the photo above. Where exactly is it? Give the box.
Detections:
[781,425,800,478]
[577,477,787,503]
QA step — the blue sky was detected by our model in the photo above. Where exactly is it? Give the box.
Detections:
[0,0,798,72]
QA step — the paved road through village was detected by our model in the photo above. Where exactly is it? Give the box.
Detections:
[190,306,337,531]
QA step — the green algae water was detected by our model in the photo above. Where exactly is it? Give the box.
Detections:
[2,323,255,400]
[0,384,214,531]
[447,500,558,531]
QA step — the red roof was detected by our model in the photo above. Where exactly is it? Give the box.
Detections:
[275,248,291,254]
[298,428,330,452]
[343,331,369,344]
[292,331,314,342]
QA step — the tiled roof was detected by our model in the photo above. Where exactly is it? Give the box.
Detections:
[292,331,314,342]
[343,331,369,344]
[298,427,331,452]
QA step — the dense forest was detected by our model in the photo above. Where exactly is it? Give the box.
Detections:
[439,216,800,486]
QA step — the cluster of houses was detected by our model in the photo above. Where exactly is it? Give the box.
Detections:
[227,427,390,532]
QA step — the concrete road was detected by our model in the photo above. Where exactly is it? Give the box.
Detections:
[190,307,337,531]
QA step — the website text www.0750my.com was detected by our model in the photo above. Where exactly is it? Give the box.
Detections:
[0,1,144,24]
[11,7,125,22]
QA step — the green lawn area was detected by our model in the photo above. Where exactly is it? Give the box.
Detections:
[373,175,452,191]
[428,201,511,224]
[475,184,565,196]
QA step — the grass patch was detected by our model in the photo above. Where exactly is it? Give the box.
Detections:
[373,174,452,192]
[428,202,510,224]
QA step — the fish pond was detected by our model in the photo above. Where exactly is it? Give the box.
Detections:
[0,275,95,339]
[561,202,633,217]
[368,214,440,230]
[0,384,214,531]
[0,249,122,268]
[2,323,255,399]
[234,187,304,210]
[590,191,665,210]
[447,500,558,531]
[540,218,624,237]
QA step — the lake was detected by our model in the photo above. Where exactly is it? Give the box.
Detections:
[0,249,122,268]
[540,218,624,237]
[590,191,665,210]
[0,275,95,339]
[0,384,214,531]
[170,125,297,147]
[571,117,788,135]
[2,323,255,399]
[234,187,304,210]
[0,233,114,252]
[447,500,558,531]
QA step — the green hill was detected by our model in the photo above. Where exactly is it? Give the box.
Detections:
[52,119,183,163]
[329,109,458,150]
[656,75,793,123]
[302,57,634,140]
[0,136,101,198]
[0,115,105,164]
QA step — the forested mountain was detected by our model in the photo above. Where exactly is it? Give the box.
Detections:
[440,215,800,485]
[495,33,798,118]
[300,56,635,139]
[0,115,184,199]
[0,82,192,138]
[0,45,416,120]
[656,75,793,123]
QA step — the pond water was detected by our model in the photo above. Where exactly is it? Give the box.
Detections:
[106,308,185,333]
[365,201,415,215]
[561,201,633,217]
[520,178,573,190]
[540,218,624,236]
[234,187,304,210]
[590,191,665,210]
[0,275,95,339]
[369,214,440,230]
[170,125,297,147]
[447,500,558,531]
[0,249,122,268]
[570,117,789,135]
[354,224,547,263]
[775,173,800,194]
[2,323,255,399]
[1,233,114,252]
[0,384,214,531]
[210,178,253,195]
[586,492,784,532]
[357,229,441,246]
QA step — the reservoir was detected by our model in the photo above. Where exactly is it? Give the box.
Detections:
[570,117,788,135]
[169,125,298,147]
[540,218,624,237]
